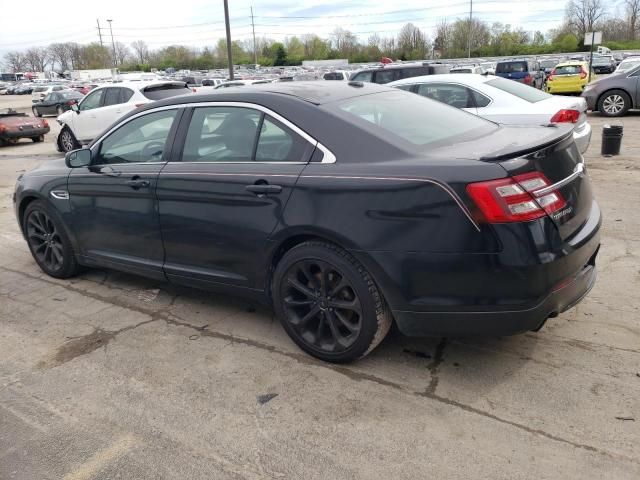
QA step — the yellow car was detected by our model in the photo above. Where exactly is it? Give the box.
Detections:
[546,61,595,94]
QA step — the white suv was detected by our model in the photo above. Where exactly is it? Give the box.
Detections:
[56,80,192,152]
[32,84,66,103]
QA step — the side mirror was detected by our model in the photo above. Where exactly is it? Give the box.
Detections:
[65,148,91,168]
[71,103,79,113]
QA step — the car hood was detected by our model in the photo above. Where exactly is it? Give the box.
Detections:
[57,110,73,123]
[427,124,574,161]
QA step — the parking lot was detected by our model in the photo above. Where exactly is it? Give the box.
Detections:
[1,91,639,479]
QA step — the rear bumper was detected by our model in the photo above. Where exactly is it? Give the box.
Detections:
[546,83,586,94]
[393,257,597,337]
[1,127,49,139]
[582,90,598,110]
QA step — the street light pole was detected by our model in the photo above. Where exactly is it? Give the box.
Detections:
[107,19,116,67]
[223,0,234,80]
[468,0,473,59]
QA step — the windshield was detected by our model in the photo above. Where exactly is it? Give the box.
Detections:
[496,61,528,73]
[485,77,551,103]
[554,65,583,75]
[617,59,640,72]
[328,90,497,149]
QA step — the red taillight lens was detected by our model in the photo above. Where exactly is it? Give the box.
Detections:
[579,67,587,79]
[466,172,566,223]
[42,119,49,127]
[550,109,580,123]
[523,74,532,84]
[547,69,556,81]
[0,125,6,133]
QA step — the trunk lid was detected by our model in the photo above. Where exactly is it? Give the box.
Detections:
[484,126,592,240]
[431,124,593,240]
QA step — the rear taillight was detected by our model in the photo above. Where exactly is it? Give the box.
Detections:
[66,100,76,106]
[550,109,580,123]
[547,69,556,81]
[466,172,566,223]
[523,74,532,84]
[0,125,6,133]
[42,119,49,127]
[579,67,587,79]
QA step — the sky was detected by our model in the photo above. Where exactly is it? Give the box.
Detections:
[0,0,601,57]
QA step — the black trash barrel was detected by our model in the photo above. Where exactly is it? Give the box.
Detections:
[601,124,623,156]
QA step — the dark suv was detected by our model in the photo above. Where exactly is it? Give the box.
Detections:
[349,63,451,84]
[495,59,545,89]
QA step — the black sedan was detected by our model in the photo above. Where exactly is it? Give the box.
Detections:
[32,90,84,117]
[13,82,601,363]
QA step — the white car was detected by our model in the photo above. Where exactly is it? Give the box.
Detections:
[213,79,274,89]
[389,73,592,154]
[450,65,484,74]
[323,71,350,80]
[31,84,66,103]
[56,80,192,152]
[615,57,640,74]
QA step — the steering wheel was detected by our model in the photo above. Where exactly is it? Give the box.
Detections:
[141,141,164,161]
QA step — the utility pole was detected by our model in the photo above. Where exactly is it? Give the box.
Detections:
[251,6,257,65]
[468,0,473,59]
[107,19,116,67]
[223,0,234,80]
[96,19,104,47]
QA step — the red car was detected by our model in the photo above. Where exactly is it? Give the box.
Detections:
[0,108,50,146]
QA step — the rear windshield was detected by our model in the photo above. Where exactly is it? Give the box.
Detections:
[451,69,471,73]
[496,61,528,73]
[554,65,583,75]
[60,91,83,99]
[143,84,192,100]
[329,90,497,149]
[485,77,551,103]
[33,86,48,92]
[540,60,557,68]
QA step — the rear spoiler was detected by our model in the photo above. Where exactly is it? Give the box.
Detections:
[479,125,574,162]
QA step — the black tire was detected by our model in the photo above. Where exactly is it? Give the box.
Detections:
[31,135,43,143]
[597,89,631,117]
[32,106,41,117]
[56,105,64,115]
[23,200,80,279]
[272,241,392,363]
[58,126,80,152]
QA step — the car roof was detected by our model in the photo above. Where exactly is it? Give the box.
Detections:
[555,61,587,66]
[176,81,392,105]
[389,73,492,86]
[94,80,187,90]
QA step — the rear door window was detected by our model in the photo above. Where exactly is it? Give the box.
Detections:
[103,88,122,106]
[351,71,373,82]
[374,69,399,84]
[255,116,311,162]
[415,83,475,109]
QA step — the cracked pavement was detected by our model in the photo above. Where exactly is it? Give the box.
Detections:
[0,95,639,479]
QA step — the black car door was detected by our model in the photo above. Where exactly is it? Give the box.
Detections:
[67,107,182,280]
[39,93,58,115]
[156,104,315,291]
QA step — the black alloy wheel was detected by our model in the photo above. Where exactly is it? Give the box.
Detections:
[273,242,392,363]
[23,201,79,278]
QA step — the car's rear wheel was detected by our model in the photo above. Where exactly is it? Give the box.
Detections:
[598,90,631,117]
[32,106,41,117]
[58,127,79,152]
[23,201,80,279]
[56,105,64,115]
[31,135,44,142]
[272,241,392,363]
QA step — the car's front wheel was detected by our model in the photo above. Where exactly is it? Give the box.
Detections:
[272,241,392,363]
[23,200,80,279]
[598,90,631,117]
[58,126,80,152]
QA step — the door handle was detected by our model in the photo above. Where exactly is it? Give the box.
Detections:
[125,177,150,189]
[245,184,282,195]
